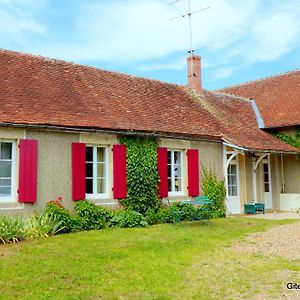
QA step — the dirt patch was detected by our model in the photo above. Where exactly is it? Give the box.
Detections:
[233,221,300,261]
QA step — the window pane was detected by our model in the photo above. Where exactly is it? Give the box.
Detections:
[0,178,11,187]
[97,178,106,194]
[174,178,182,192]
[0,161,12,177]
[174,165,181,178]
[0,186,10,196]
[86,147,93,162]
[167,151,171,164]
[264,183,270,193]
[86,179,93,194]
[231,186,237,196]
[0,143,12,160]
[97,148,105,163]
[97,163,105,178]
[228,174,232,185]
[228,165,237,175]
[264,173,269,183]
[263,163,269,173]
[168,165,171,177]
[86,162,93,177]
[174,151,181,164]
[168,178,172,192]
[231,175,237,185]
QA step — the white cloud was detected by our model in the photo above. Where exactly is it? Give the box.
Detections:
[213,66,237,80]
[0,0,300,76]
[0,0,46,44]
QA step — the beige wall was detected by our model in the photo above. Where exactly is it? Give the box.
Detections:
[0,129,224,215]
[283,155,300,193]
[25,130,79,212]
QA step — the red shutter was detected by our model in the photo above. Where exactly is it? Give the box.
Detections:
[113,144,127,199]
[187,149,199,197]
[72,142,86,201]
[18,139,38,203]
[157,147,168,198]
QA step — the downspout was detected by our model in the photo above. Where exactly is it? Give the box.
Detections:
[281,154,285,193]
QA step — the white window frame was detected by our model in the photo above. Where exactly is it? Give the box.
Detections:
[0,140,17,203]
[168,150,184,196]
[86,145,109,200]
[227,157,238,197]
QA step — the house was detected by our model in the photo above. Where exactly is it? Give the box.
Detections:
[220,71,300,212]
[0,49,298,216]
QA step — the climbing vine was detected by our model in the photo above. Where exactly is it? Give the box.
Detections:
[119,136,161,214]
[275,127,300,149]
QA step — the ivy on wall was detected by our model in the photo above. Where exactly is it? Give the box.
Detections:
[275,128,300,149]
[120,136,161,214]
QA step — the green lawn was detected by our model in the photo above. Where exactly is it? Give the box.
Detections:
[0,218,298,299]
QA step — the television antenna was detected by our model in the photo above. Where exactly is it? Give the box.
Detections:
[169,0,210,77]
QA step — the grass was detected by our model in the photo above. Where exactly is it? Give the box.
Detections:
[0,217,298,299]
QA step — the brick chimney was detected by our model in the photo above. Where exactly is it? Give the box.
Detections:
[187,55,202,93]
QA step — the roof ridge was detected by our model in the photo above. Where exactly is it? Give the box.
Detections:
[216,68,300,91]
[207,90,251,102]
[0,48,179,87]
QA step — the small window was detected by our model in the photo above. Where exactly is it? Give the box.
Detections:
[0,141,15,202]
[227,164,238,197]
[86,146,109,198]
[168,150,184,195]
[263,162,270,193]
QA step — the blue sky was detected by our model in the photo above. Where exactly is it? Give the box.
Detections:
[1,0,300,90]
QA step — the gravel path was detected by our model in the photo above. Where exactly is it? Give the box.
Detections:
[233,221,300,261]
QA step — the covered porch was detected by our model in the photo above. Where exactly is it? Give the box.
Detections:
[223,142,300,215]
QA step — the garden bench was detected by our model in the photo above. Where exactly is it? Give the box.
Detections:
[182,195,211,206]
[244,203,265,214]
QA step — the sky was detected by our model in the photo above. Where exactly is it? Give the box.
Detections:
[1,0,300,90]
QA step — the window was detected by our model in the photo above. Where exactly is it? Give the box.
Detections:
[263,162,270,192]
[227,164,238,196]
[168,150,184,195]
[0,141,16,202]
[86,146,109,198]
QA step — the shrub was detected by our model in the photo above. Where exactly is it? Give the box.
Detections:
[45,201,76,233]
[27,213,64,238]
[110,210,148,228]
[120,137,161,214]
[74,200,113,230]
[201,167,226,218]
[0,216,28,244]
[146,203,213,224]
[145,207,169,225]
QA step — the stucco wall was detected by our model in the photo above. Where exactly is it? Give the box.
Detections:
[283,154,300,193]
[151,138,223,201]
[26,130,79,212]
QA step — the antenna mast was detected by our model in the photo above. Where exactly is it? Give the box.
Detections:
[169,0,210,76]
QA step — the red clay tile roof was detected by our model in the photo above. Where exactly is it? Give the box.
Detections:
[0,49,220,140]
[194,91,298,153]
[0,49,298,153]
[218,70,300,129]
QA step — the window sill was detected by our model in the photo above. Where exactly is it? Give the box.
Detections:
[0,202,24,210]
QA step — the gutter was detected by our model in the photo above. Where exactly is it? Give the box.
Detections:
[0,122,221,144]
[222,139,299,155]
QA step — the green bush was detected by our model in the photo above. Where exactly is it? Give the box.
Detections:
[0,216,28,244]
[120,136,161,214]
[145,207,169,225]
[110,210,148,228]
[27,213,64,238]
[166,203,213,223]
[201,167,226,218]
[146,203,213,224]
[74,200,113,230]
[45,202,77,233]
